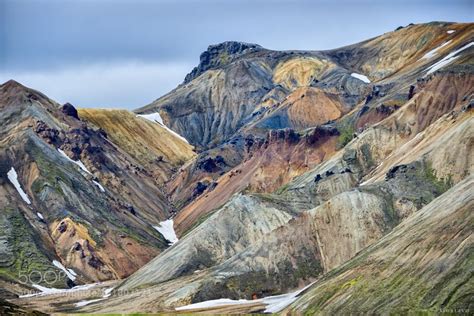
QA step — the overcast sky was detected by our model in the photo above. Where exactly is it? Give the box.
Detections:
[0,0,472,109]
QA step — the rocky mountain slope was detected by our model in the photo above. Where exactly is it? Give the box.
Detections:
[0,81,193,294]
[287,174,473,314]
[77,109,195,183]
[2,21,473,314]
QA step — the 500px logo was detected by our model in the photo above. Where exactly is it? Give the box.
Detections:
[18,270,68,285]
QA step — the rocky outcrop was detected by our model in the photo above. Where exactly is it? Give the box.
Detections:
[61,103,79,120]
[184,41,263,83]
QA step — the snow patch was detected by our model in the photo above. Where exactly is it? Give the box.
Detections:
[153,219,179,245]
[74,286,113,307]
[93,180,105,192]
[350,73,371,83]
[447,30,455,34]
[37,212,44,220]
[58,149,92,175]
[52,260,76,281]
[175,282,315,313]
[422,40,451,59]
[137,112,164,125]
[262,282,314,313]
[75,298,104,307]
[426,42,474,75]
[7,167,31,204]
[20,283,99,298]
[176,298,254,311]
[137,112,189,144]
[103,287,114,298]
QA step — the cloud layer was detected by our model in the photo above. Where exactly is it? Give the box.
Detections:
[1,0,472,109]
[0,62,192,108]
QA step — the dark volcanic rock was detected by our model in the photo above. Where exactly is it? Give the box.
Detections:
[184,41,263,83]
[66,279,76,288]
[306,126,339,145]
[87,256,104,269]
[375,103,397,115]
[57,221,68,233]
[72,242,82,252]
[408,85,415,100]
[34,120,61,145]
[197,158,218,173]
[197,156,226,173]
[62,103,79,120]
[385,164,410,180]
[267,128,300,144]
[193,181,208,198]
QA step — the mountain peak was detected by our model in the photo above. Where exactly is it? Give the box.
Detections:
[0,80,32,106]
[184,41,263,83]
[1,79,27,91]
[0,79,51,103]
[206,41,262,54]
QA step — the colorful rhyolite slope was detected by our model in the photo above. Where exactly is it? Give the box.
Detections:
[1,21,473,314]
[0,80,194,295]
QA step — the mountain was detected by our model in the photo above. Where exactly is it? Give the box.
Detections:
[136,22,472,149]
[0,81,194,293]
[1,21,473,314]
[287,175,473,314]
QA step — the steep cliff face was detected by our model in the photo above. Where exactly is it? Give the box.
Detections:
[184,41,264,83]
[137,60,275,148]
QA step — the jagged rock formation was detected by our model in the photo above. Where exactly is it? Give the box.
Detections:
[2,21,473,314]
[184,41,264,83]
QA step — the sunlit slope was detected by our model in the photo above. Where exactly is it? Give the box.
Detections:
[78,109,195,182]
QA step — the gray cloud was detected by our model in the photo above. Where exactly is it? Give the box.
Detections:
[0,61,193,108]
[1,0,472,109]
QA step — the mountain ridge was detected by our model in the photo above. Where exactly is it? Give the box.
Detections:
[1,21,473,314]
